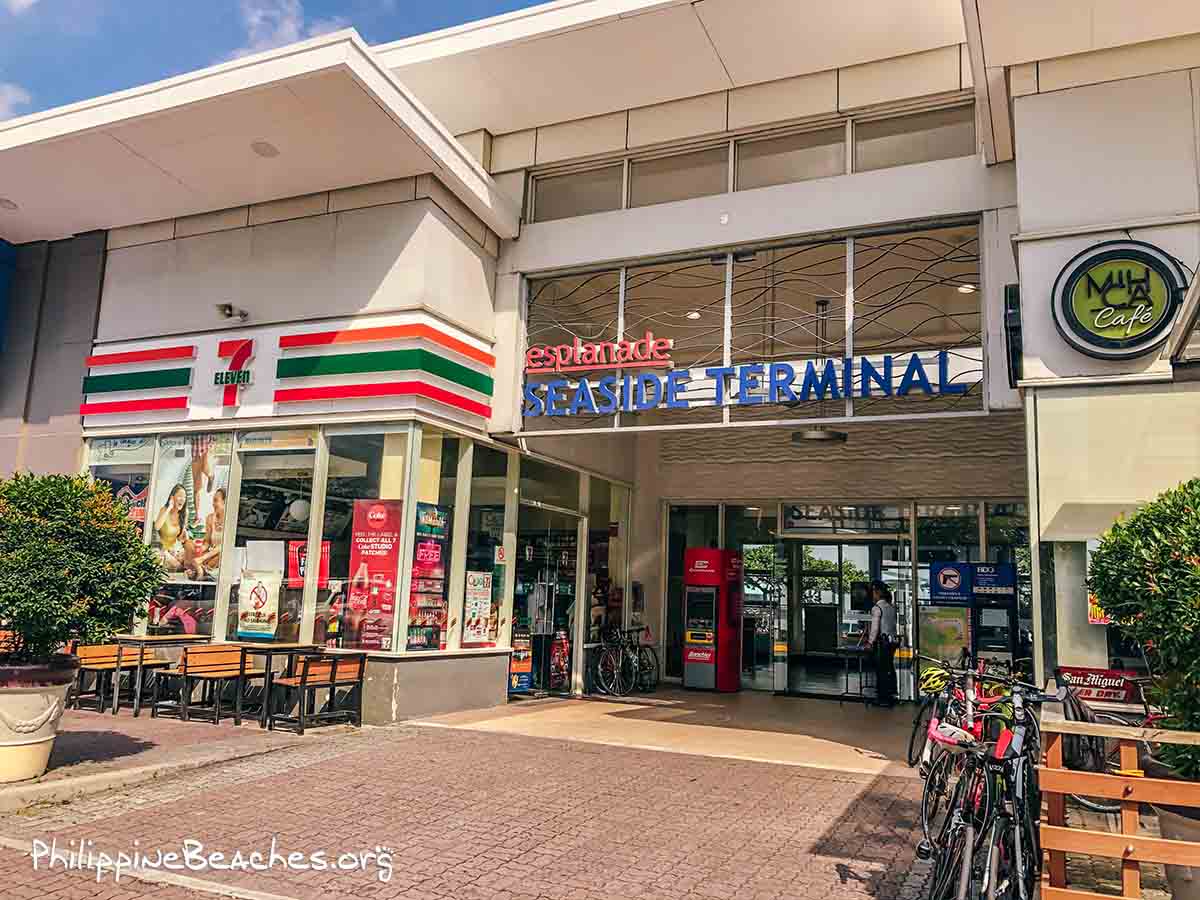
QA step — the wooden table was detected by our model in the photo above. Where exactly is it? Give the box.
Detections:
[111,633,212,717]
[231,642,320,728]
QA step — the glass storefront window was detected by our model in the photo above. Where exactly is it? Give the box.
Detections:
[519,456,580,511]
[405,428,458,651]
[225,445,313,643]
[87,437,154,526]
[986,502,1034,665]
[317,431,407,651]
[724,505,780,690]
[666,505,720,678]
[532,165,623,222]
[854,105,976,172]
[917,503,980,599]
[514,503,580,692]
[586,479,630,643]
[629,145,728,208]
[736,127,845,191]
[146,434,233,636]
[463,445,509,648]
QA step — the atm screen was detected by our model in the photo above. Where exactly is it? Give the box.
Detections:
[685,588,715,630]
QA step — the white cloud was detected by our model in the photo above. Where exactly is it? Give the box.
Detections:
[5,0,41,14]
[226,0,348,59]
[0,82,31,120]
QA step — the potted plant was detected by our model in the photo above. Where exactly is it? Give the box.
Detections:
[1089,477,1200,898]
[0,473,162,783]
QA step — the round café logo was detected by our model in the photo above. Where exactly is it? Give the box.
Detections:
[1051,240,1186,360]
[367,503,389,529]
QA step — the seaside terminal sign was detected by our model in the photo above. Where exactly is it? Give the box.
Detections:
[522,331,972,417]
[1051,240,1186,360]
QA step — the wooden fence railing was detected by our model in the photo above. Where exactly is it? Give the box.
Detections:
[1039,685,1200,899]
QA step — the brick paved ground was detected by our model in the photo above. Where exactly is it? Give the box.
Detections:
[0,725,931,900]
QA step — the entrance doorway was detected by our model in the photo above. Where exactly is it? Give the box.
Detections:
[513,503,581,694]
[780,538,912,698]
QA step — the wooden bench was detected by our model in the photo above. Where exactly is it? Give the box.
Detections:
[268,652,366,734]
[151,644,265,725]
[73,644,170,712]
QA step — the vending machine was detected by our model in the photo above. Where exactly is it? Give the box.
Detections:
[682,548,743,692]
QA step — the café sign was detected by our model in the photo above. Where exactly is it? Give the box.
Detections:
[1051,240,1186,360]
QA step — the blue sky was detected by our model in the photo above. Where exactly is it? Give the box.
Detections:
[0,0,541,119]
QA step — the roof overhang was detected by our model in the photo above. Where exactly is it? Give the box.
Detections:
[0,29,519,244]
[376,0,967,135]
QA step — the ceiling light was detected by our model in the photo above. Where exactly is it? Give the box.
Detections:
[842,506,857,512]
[957,284,977,294]
[686,311,702,320]
[792,428,848,444]
[745,506,760,511]
[250,140,280,158]
[0,198,17,211]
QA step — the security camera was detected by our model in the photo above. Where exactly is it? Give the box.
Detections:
[216,303,249,322]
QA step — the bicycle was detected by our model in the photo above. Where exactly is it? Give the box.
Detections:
[594,626,659,696]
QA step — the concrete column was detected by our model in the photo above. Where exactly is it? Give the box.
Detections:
[489,272,523,435]
[1052,542,1108,668]
[630,432,663,648]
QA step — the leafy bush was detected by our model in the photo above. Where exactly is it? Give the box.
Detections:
[0,473,162,663]
[1089,478,1200,777]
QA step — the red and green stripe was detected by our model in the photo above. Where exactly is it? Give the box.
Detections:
[275,326,493,418]
[80,344,195,416]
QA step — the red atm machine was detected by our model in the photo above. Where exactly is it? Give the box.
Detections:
[682,548,743,692]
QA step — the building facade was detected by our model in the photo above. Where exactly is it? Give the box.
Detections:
[1,0,1197,719]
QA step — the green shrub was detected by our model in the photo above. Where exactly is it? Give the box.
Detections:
[1089,477,1200,777]
[0,473,162,663]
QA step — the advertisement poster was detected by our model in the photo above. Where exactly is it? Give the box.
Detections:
[462,571,495,645]
[111,475,150,523]
[509,625,533,693]
[973,564,1016,599]
[929,562,974,604]
[287,540,331,589]
[1056,666,1137,702]
[237,573,281,639]
[918,605,972,669]
[150,435,232,583]
[1088,593,1112,625]
[348,499,403,651]
[408,503,450,651]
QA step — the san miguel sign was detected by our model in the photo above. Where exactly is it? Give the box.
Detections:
[522,340,974,417]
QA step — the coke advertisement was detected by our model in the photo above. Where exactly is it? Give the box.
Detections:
[348,499,403,651]
[287,540,330,589]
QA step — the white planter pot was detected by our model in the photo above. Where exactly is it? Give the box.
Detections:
[0,656,77,784]
[1156,804,1200,900]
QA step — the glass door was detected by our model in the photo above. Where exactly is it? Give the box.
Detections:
[226,447,317,644]
[513,503,580,694]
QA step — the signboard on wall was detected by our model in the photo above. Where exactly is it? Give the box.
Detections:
[929,562,974,604]
[237,573,281,640]
[286,540,330,589]
[408,502,450,651]
[347,499,402,651]
[1056,666,1138,703]
[1051,240,1187,360]
[973,564,1016,599]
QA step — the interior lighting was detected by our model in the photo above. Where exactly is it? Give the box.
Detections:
[685,311,702,320]
[957,284,977,294]
[250,140,280,158]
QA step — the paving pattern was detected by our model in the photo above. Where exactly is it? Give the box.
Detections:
[0,724,930,900]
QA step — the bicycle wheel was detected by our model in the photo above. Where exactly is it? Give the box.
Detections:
[636,646,659,693]
[984,815,1016,900]
[909,696,936,767]
[1067,711,1140,814]
[596,648,626,696]
[617,647,638,697]
[922,750,963,846]
[926,821,968,900]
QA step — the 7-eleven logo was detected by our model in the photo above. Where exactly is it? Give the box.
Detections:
[215,338,254,408]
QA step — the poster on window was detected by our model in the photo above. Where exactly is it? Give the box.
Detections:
[150,434,232,584]
[287,540,330,589]
[237,573,281,639]
[347,499,403,651]
[463,571,495,646]
[408,502,450,651]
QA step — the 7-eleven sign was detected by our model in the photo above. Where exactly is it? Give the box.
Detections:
[215,338,254,408]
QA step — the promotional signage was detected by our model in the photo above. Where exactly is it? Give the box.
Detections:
[522,348,970,417]
[408,502,450,651]
[347,499,403,651]
[286,539,330,589]
[1056,666,1138,703]
[525,331,673,374]
[462,571,495,646]
[1088,594,1112,626]
[237,573,281,639]
[929,562,974,604]
[1051,240,1186,360]
[508,625,533,693]
[215,338,254,408]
